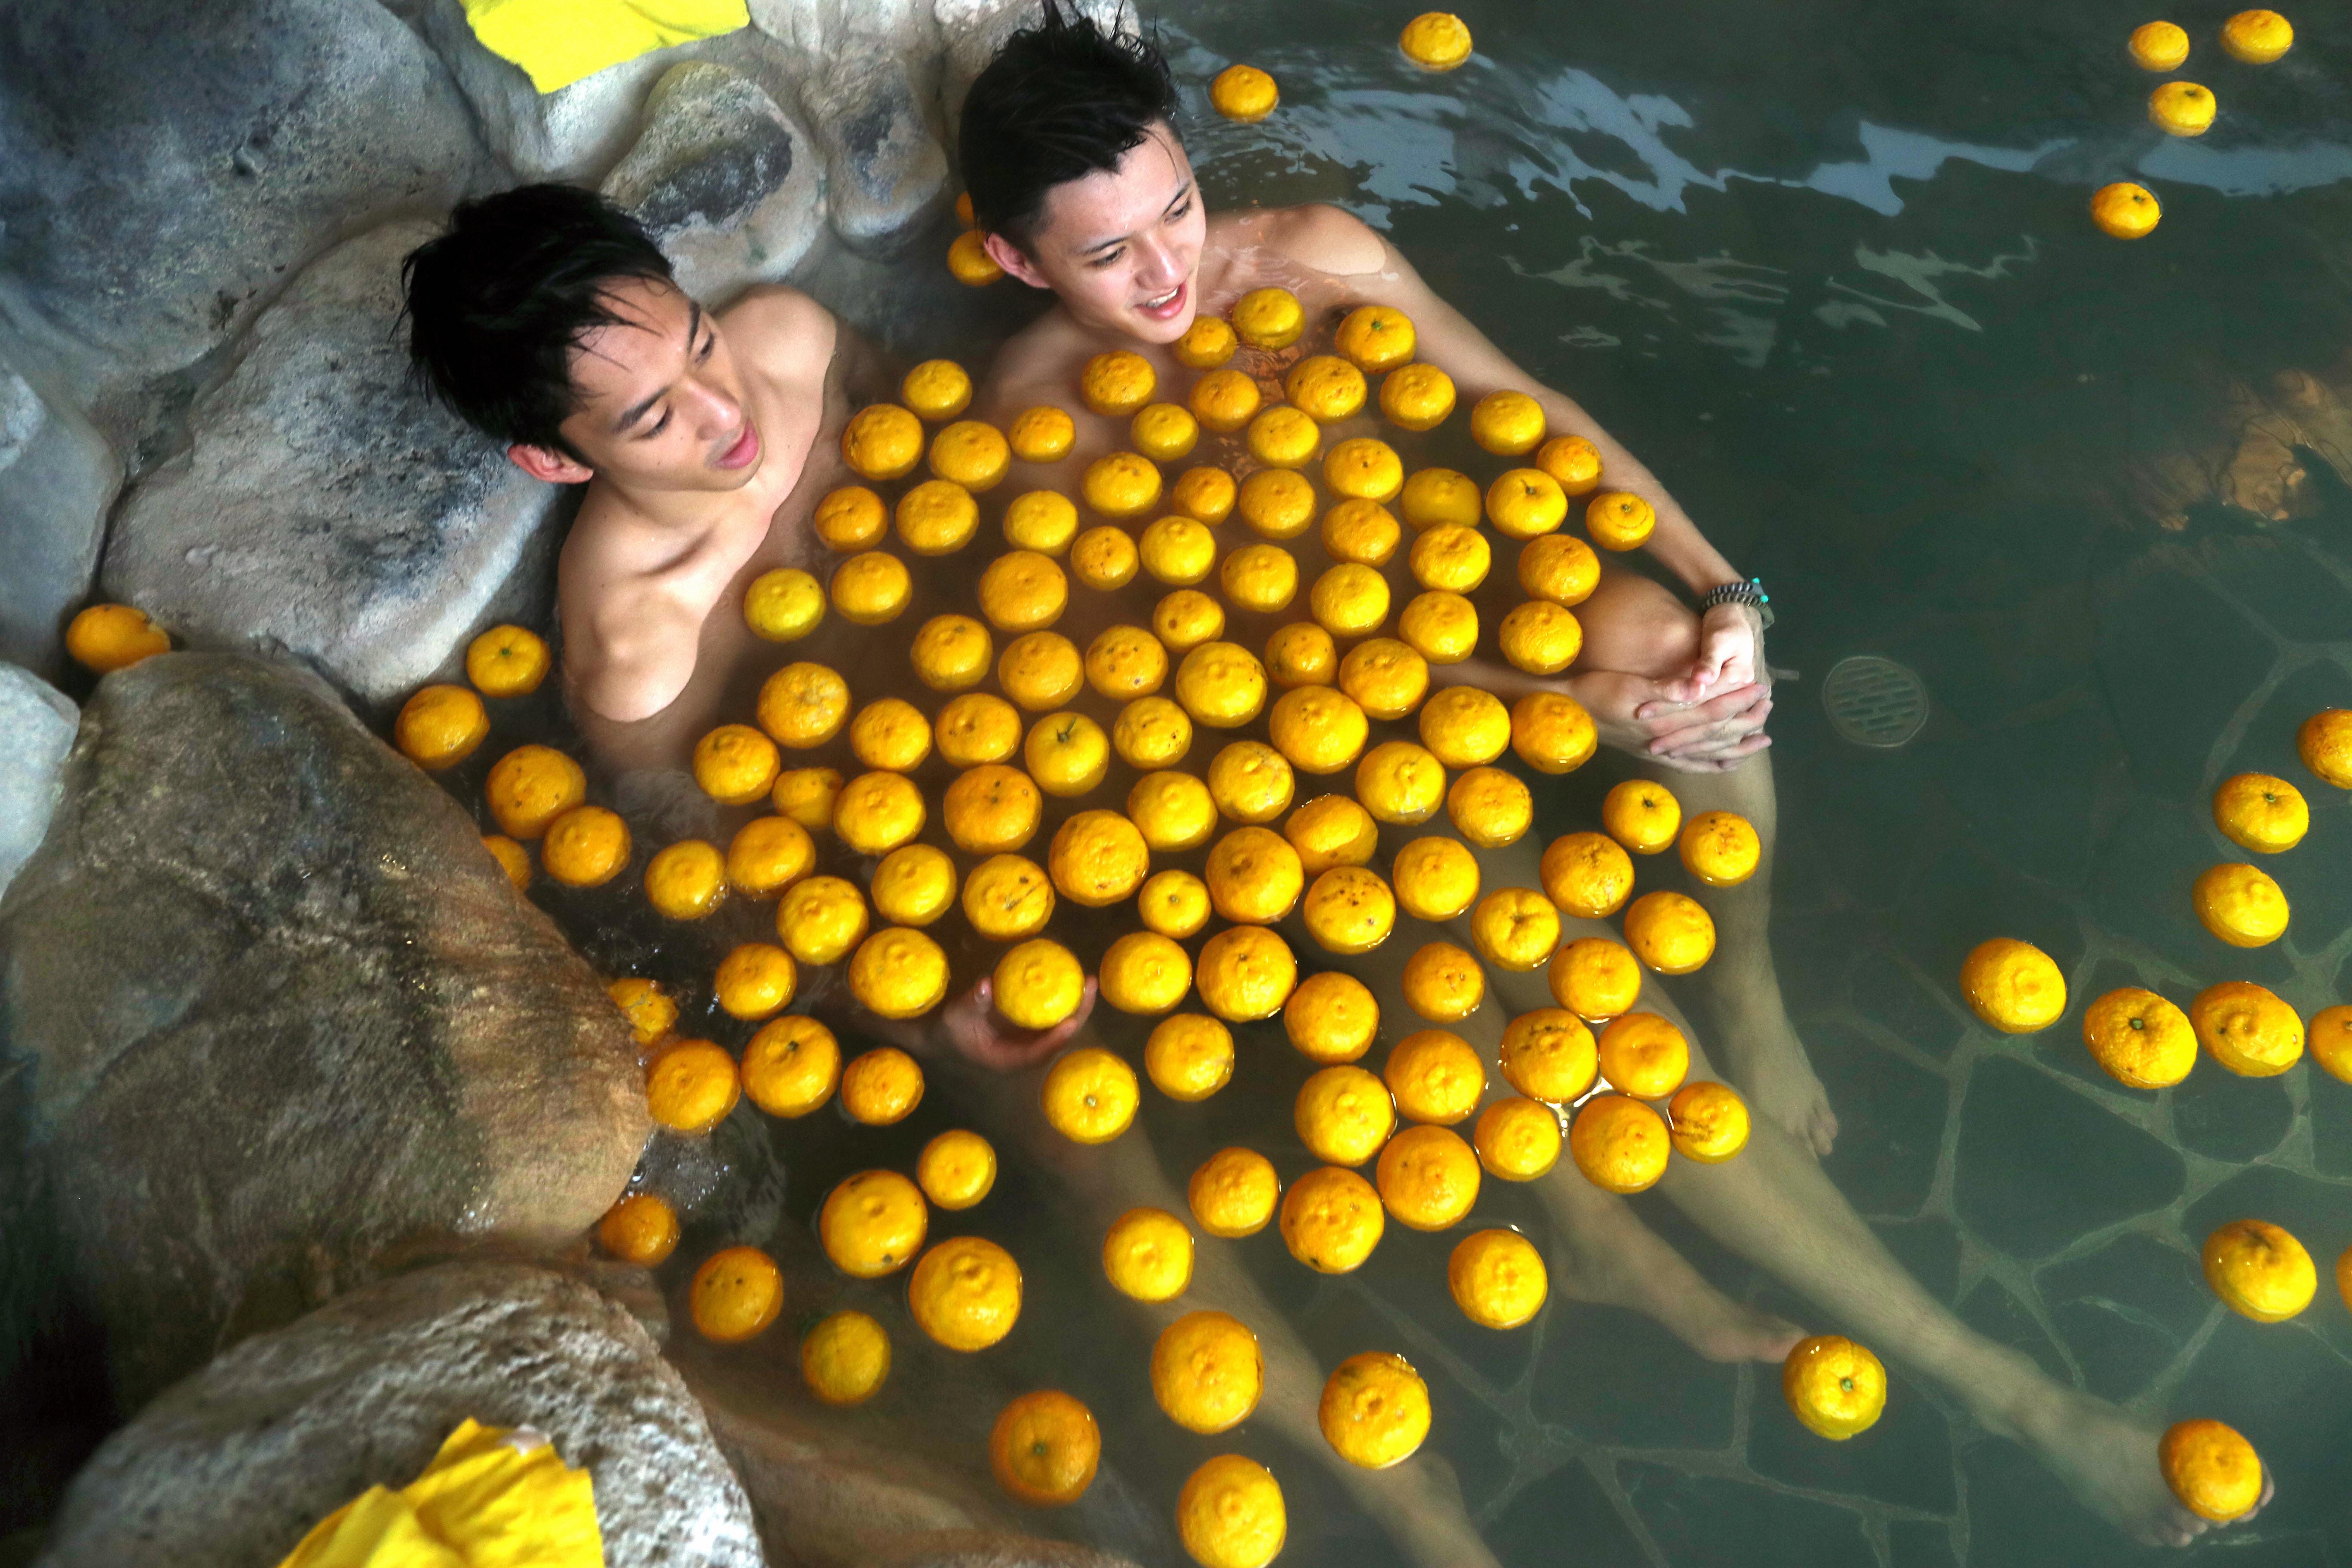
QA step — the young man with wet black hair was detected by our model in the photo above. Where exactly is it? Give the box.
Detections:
[403,184,882,781]
[953,6,2270,1550]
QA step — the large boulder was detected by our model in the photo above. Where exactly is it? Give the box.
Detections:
[603,63,827,304]
[0,347,120,679]
[0,665,74,905]
[100,221,564,708]
[0,654,651,1405]
[0,0,482,418]
[750,0,951,254]
[34,1262,761,1568]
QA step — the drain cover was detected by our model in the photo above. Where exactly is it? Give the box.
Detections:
[1821,655,1929,748]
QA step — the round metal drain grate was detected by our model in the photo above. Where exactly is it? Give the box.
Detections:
[1821,655,1930,748]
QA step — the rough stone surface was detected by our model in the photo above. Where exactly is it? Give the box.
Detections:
[752,0,949,253]
[0,665,73,905]
[101,222,563,708]
[0,0,481,406]
[0,349,119,678]
[34,1262,760,1568]
[418,0,686,184]
[603,64,827,303]
[0,654,649,1405]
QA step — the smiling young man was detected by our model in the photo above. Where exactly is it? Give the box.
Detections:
[403,184,882,788]
[952,9,2272,1552]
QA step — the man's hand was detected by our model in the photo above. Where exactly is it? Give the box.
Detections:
[934,976,1098,1072]
[1568,670,1773,775]
[1660,603,1763,702]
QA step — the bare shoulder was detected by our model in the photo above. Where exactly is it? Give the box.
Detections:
[719,285,838,373]
[557,505,702,725]
[978,305,1090,414]
[1264,204,1389,277]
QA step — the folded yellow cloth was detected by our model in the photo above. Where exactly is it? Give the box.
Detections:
[462,0,751,94]
[276,1419,605,1568]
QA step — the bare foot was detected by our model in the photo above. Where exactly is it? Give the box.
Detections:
[1716,1011,1839,1158]
[2015,1388,2275,1548]
[1545,1182,1804,1363]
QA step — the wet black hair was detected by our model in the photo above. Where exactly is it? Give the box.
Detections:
[959,0,1179,248]
[400,184,677,460]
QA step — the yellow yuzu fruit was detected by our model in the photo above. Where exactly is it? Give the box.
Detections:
[1008,404,1077,463]
[1470,389,1546,455]
[1209,63,1280,122]
[929,420,1010,491]
[1145,1012,1235,1100]
[917,1127,998,1210]
[540,805,630,888]
[1285,792,1379,875]
[1176,314,1238,369]
[1285,354,1368,421]
[1402,939,1485,1023]
[848,697,932,772]
[1103,1207,1195,1302]
[646,1039,740,1133]
[1518,533,1602,606]
[1047,807,1151,906]
[1667,1079,1751,1163]
[909,612,994,692]
[832,769,926,857]
[1194,924,1298,1020]
[2160,1419,2264,1523]
[483,834,531,890]
[645,839,727,919]
[802,1310,891,1407]
[1959,936,2067,1032]
[1474,1096,1564,1179]
[64,603,170,673]
[1205,824,1306,924]
[597,1192,680,1266]
[1570,1093,1669,1193]
[1151,1310,1263,1433]
[1447,766,1533,847]
[942,763,1043,854]
[947,227,1003,284]
[1380,362,1456,431]
[1319,1352,1431,1470]
[1069,524,1140,591]
[1499,1008,1598,1102]
[1189,1146,1280,1237]
[1384,1028,1486,1124]
[1376,1123,1481,1230]
[770,766,843,832]
[1355,738,1446,824]
[1041,1045,1141,1143]
[2193,861,2289,946]
[1219,541,1299,615]
[2202,1217,2315,1322]
[1139,868,1213,939]
[1177,1455,1286,1568]
[1392,833,1481,921]
[1003,488,1080,554]
[846,926,951,1020]
[1511,691,1596,772]
[1485,467,1567,539]
[2149,80,2216,135]
[1470,885,1562,971]
[1283,970,1381,1062]
[1782,1335,1887,1440]
[1397,589,1479,663]
[690,1245,783,1343]
[2190,980,2304,1075]
[1230,285,1303,349]
[1596,1011,1690,1099]
[1245,405,1320,470]
[1155,588,1228,653]
[2220,9,2291,63]
[1127,768,1217,851]
[1081,451,1163,521]
[1023,710,1111,799]
[820,1169,929,1279]
[2129,18,2190,69]
[1301,864,1398,955]
[1189,367,1262,434]
[2081,987,2197,1088]
[1602,778,1681,854]
[962,853,1056,942]
[608,977,677,1047]
[978,550,1069,632]
[1268,683,1369,775]
[1623,889,1716,975]
[2211,772,2307,852]
[990,1390,1099,1508]
[907,1235,1021,1351]
[842,403,924,480]
[1325,436,1404,503]
[777,873,869,962]
[714,941,797,1020]
[1132,401,1201,463]
[1448,1228,1547,1329]
[995,938,1088,1031]
[741,1014,839,1117]
[1099,929,1194,1015]
[2297,708,2352,786]
[1170,463,1238,524]
[839,1045,924,1125]
[1115,694,1193,769]
[998,630,1085,712]
[1264,621,1338,688]
[757,662,850,749]
[1335,304,1416,371]
[394,684,490,771]
[1679,810,1761,886]
[1497,599,1583,674]
[1409,523,1490,592]
[2091,181,2162,239]
[1548,936,1642,1020]
[485,744,586,839]
[1280,1164,1387,1273]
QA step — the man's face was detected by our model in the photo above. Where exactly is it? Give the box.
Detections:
[989,122,1207,344]
[551,277,763,492]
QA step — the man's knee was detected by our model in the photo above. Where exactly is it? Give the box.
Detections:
[1575,570,1698,679]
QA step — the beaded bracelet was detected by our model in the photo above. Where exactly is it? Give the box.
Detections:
[1699,576,1774,629]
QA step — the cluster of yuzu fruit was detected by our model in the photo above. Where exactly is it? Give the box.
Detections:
[2093,9,2296,239]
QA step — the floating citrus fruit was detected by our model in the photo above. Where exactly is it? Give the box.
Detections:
[991,1390,1100,1507]
[908,1235,1022,1351]
[996,938,1087,1032]
[1473,1096,1564,1179]
[541,805,630,888]
[691,1246,784,1344]
[802,1310,890,1407]
[1283,971,1381,1063]
[947,228,1002,285]
[1384,1029,1486,1124]
[2297,708,2352,787]
[916,1127,997,1210]
[597,1192,679,1266]
[1319,1353,1432,1470]
[1597,1012,1690,1099]
[2128,19,2190,69]
[1376,1124,1481,1230]
[1679,810,1761,886]
[2149,80,2216,135]
[1549,936,1643,1021]
[1959,937,2067,1033]
[1231,286,1303,349]
[2211,772,2307,852]
[65,603,171,673]
[1280,1164,1386,1272]
[2193,862,2288,947]
[1103,1207,1195,1302]
[1152,1310,1263,1433]
[465,623,550,696]
[1190,1146,1280,1237]
[1177,1455,1285,1568]
[2081,987,2196,1088]
[741,1015,839,1118]
[2159,1418,2263,1522]
[2220,8,2292,62]
[820,1170,929,1279]
[840,1045,924,1124]
[1210,63,1279,122]
[2202,1218,2315,1321]
[1500,1009,1599,1102]
[2090,182,2162,240]
[1667,1080,1750,1163]
[1570,1093,1669,1193]
[1448,1228,1548,1329]
[1041,1046,1141,1144]
[646,1040,739,1133]
[1336,305,1417,372]
[1623,890,1716,975]
[1782,1335,1886,1439]
[777,873,869,963]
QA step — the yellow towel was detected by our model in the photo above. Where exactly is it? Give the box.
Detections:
[462,0,751,94]
[276,1419,606,1568]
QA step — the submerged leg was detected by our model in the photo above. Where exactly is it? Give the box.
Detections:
[1573,567,1836,1152]
[952,1052,1507,1568]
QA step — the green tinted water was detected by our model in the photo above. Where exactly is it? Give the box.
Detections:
[491,3,2352,1563]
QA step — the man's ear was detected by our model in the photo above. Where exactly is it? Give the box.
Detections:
[508,443,595,485]
[982,232,1053,291]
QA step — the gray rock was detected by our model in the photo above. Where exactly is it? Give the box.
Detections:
[418,0,688,184]
[0,349,120,678]
[751,0,951,253]
[0,665,73,904]
[0,0,482,408]
[35,1261,760,1568]
[101,221,563,708]
[603,63,827,304]
[0,654,651,1405]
